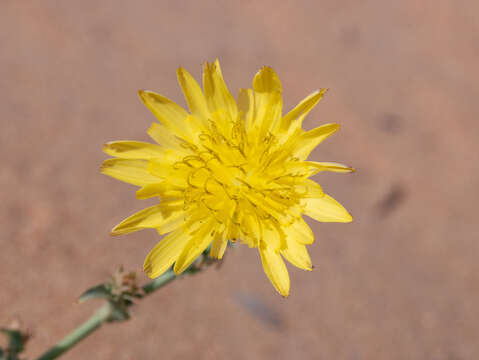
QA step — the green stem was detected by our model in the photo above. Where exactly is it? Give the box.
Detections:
[142,268,176,294]
[36,268,182,360]
[36,304,111,360]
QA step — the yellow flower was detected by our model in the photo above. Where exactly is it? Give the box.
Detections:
[102,60,353,297]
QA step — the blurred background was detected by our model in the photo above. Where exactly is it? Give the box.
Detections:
[1,1,478,359]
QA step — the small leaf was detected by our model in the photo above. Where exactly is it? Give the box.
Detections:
[0,328,24,354]
[78,284,112,303]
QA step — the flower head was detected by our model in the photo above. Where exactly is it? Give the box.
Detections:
[102,60,353,296]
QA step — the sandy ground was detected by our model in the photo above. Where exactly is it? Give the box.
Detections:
[1,1,478,359]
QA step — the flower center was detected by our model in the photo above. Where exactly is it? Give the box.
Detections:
[167,126,302,233]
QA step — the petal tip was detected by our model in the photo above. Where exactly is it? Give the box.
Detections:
[102,142,113,154]
[137,89,148,101]
[110,227,122,236]
[314,88,329,96]
[135,188,150,200]
[143,260,156,278]
[338,164,355,173]
[100,160,111,172]
[253,66,281,93]
[176,66,187,78]
[143,268,155,279]
[173,262,182,275]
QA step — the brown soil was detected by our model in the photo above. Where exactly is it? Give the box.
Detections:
[1,1,478,359]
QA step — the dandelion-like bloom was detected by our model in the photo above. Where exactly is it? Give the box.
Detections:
[102,60,353,296]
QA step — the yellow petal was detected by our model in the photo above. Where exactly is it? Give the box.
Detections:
[101,159,159,186]
[147,122,189,153]
[177,67,210,122]
[284,218,315,245]
[268,161,324,180]
[303,194,353,223]
[244,191,292,226]
[210,228,228,259]
[237,88,255,130]
[136,183,184,200]
[280,88,327,134]
[143,229,192,278]
[173,221,215,274]
[281,240,312,271]
[103,141,165,159]
[251,66,283,140]
[111,202,184,235]
[136,183,165,200]
[294,179,324,198]
[147,159,189,188]
[254,91,283,140]
[203,60,238,120]
[306,161,355,173]
[265,221,287,250]
[240,212,261,247]
[253,66,282,93]
[138,90,191,139]
[293,123,340,160]
[259,247,290,297]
